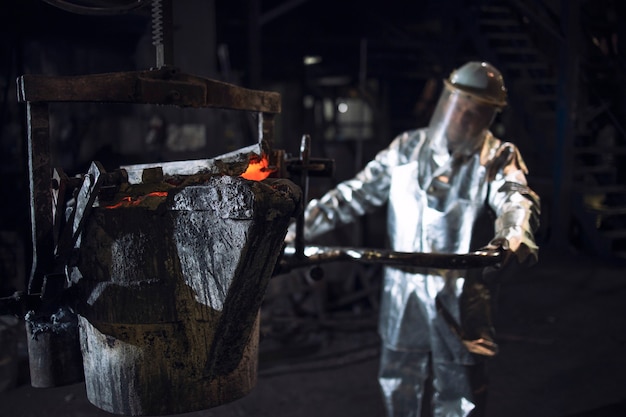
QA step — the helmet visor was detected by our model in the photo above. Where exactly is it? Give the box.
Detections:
[427,83,498,155]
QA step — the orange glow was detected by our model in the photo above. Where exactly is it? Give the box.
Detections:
[105,191,168,209]
[241,155,272,181]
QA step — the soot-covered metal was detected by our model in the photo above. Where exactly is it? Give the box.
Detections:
[71,173,300,415]
[8,66,303,416]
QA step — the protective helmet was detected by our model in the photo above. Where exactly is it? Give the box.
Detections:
[447,61,507,108]
[427,61,507,156]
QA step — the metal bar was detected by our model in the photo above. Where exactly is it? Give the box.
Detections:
[120,143,262,184]
[54,162,106,261]
[295,135,311,259]
[280,245,503,272]
[152,0,174,68]
[26,102,54,295]
[17,69,281,113]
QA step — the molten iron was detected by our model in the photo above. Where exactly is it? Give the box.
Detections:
[241,155,272,181]
[104,192,169,209]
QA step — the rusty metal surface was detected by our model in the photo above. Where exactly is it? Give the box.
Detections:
[120,143,263,184]
[25,102,54,295]
[54,162,106,263]
[25,306,85,388]
[16,58,288,402]
[17,67,281,113]
[69,176,300,415]
[19,66,282,296]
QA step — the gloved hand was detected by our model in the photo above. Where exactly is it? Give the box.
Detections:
[480,237,537,283]
[479,237,513,283]
[481,237,512,269]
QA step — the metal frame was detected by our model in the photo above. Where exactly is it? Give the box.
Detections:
[17,66,281,300]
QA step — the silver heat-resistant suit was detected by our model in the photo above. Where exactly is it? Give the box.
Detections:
[295,62,540,417]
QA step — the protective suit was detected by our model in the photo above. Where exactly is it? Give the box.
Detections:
[296,62,540,417]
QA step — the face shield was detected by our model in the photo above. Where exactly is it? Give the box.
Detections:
[427,80,500,156]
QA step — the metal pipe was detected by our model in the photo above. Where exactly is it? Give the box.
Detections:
[295,134,311,259]
[279,245,503,272]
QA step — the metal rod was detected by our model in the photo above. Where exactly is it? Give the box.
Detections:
[280,245,503,272]
[152,0,174,68]
[26,102,54,295]
[295,134,311,259]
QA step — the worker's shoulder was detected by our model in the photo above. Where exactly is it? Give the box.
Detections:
[484,133,529,176]
[484,132,525,158]
[391,128,428,150]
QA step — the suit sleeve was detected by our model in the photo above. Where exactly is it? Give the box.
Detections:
[486,142,541,264]
[300,133,409,240]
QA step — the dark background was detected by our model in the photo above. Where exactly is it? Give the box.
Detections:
[0,1,626,416]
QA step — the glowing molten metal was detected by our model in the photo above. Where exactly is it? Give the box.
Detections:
[105,192,168,209]
[241,155,271,181]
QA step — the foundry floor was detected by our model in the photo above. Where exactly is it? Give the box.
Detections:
[1,247,626,417]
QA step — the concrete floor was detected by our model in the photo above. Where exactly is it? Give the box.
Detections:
[0,247,625,417]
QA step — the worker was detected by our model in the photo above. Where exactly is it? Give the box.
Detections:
[288,61,540,417]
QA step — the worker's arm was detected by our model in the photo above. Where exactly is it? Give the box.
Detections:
[486,142,541,266]
[296,131,416,241]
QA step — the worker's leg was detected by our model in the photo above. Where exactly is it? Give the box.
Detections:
[466,360,489,417]
[430,360,488,417]
[378,345,431,417]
